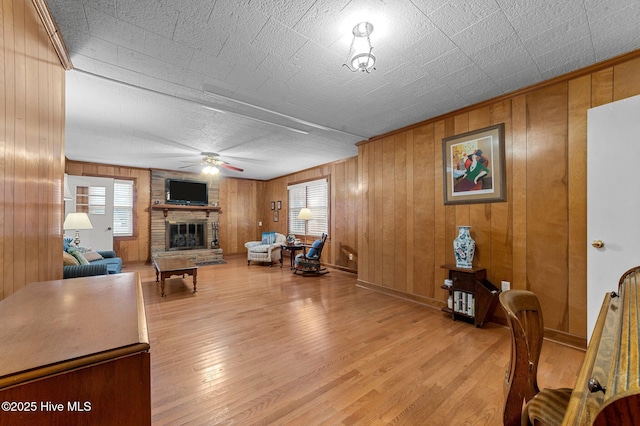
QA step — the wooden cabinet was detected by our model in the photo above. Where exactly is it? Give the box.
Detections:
[0,273,151,425]
[441,264,500,328]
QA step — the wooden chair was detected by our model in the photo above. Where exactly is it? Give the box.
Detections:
[619,265,640,288]
[293,233,328,275]
[500,290,572,426]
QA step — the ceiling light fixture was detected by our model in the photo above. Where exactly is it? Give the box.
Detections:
[202,165,220,175]
[343,22,376,73]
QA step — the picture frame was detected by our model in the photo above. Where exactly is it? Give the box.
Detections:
[277,200,282,210]
[442,123,506,205]
[273,210,279,222]
[271,201,275,210]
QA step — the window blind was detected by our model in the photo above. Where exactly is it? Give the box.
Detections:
[287,178,328,237]
[113,179,133,236]
[88,186,106,215]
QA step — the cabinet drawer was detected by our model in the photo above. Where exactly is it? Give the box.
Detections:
[451,271,475,292]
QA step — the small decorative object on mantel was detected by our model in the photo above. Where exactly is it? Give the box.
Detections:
[453,226,475,268]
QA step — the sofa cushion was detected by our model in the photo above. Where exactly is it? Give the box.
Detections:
[250,244,271,253]
[91,257,122,274]
[63,263,108,279]
[63,251,80,266]
[83,250,104,261]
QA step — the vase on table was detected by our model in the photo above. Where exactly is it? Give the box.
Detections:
[453,226,475,269]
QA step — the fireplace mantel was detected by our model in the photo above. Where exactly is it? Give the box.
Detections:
[152,204,221,218]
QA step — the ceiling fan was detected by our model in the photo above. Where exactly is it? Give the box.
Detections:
[180,152,244,174]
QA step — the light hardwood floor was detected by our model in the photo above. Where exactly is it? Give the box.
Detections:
[127,255,584,425]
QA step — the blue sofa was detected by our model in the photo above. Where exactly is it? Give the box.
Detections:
[63,238,122,279]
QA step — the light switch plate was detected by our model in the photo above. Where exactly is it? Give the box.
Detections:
[501,281,511,291]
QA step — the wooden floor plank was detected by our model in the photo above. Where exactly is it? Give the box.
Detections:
[124,255,584,425]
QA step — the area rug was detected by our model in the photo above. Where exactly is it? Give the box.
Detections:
[195,260,226,266]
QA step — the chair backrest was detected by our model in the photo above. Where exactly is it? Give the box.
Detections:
[619,265,640,289]
[306,233,327,260]
[499,290,545,426]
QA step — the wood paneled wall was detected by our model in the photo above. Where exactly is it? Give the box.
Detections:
[357,52,640,344]
[0,0,66,300]
[62,163,261,263]
[218,177,263,255]
[62,157,360,273]
[65,161,151,264]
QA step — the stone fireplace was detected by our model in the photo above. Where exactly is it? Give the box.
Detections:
[151,170,223,264]
[166,220,208,251]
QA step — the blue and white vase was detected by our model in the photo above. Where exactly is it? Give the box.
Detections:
[453,226,475,269]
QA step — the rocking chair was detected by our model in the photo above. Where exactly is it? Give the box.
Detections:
[293,233,328,275]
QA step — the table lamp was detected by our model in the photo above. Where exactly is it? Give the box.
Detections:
[63,212,93,246]
[297,208,313,244]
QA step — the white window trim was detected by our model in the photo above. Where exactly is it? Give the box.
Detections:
[113,179,134,237]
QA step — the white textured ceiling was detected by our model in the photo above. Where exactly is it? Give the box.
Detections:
[47,0,640,180]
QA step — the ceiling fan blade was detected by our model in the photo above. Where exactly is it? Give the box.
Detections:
[179,163,200,169]
[219,163,244,172]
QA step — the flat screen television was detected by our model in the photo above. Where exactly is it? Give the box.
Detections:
[165,179,208,206]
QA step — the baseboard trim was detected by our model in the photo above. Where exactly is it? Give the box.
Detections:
[356,279,587,350]
[356,279,445,311]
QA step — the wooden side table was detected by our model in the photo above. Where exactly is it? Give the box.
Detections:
[440,264,500,327]
[281,244,305,269]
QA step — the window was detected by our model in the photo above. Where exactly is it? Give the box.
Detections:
[75,186,106,215]
[113,179,134,236]
[288,178,328,237]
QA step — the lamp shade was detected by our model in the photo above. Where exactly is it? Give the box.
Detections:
[63,212,94,230]
[297,208,313,221]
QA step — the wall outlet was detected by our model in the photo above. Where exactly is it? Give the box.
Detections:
[501,281,511,291]
[348,253,353,260]
[258,221,262,226]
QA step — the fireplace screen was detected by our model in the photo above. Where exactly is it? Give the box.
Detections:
[166,221,207,251]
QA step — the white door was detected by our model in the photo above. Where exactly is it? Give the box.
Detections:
[587,94,640,340]
[64,175,114,250]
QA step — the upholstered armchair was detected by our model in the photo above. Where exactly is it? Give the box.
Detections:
[245,232,286,267]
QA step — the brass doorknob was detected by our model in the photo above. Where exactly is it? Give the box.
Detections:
[592,240,605,249]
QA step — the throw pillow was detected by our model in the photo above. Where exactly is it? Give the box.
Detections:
[83,250,104,261]
[307,239,323,258]
[68,248,90,265]
[63,237,74,252]
[63,251,80,266]
[261,231,276,245]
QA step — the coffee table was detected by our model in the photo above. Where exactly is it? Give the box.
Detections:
[153,257,198,297]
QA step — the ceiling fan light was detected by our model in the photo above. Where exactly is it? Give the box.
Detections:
[202,165,219,175]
